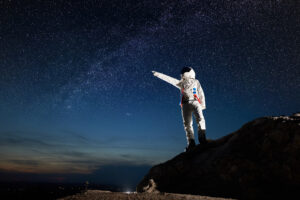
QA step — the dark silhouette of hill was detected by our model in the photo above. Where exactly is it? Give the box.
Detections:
[137,113,300,199]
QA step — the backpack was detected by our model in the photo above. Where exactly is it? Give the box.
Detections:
[180,78,202,106]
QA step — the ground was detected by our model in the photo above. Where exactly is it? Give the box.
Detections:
[59,190,235,200]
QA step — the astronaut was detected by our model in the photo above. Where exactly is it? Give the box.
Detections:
[152,67,206,151]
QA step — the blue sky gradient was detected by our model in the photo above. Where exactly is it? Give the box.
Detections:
[0,0,299,188]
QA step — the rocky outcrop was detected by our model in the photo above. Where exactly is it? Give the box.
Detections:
[59,190,234,200]
[137,113,300,199]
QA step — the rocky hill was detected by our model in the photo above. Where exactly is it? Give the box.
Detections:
[137,113,300,199]
[59,190,234,200]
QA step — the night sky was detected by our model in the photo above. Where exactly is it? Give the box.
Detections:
[0,0,299,190]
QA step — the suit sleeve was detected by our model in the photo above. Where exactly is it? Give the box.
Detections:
[152,71,181,89]
[197,80,206,110]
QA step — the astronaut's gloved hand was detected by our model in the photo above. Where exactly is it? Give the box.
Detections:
[152,71,158,77]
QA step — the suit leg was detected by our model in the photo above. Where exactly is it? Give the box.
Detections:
[181,104,194,145]
[193,102,207,144]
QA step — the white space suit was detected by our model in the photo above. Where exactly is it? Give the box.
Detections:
[152,67,207,151]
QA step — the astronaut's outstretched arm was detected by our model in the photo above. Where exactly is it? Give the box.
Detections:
[152,71,181,89]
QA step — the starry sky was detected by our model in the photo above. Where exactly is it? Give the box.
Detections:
[0,0,299,189]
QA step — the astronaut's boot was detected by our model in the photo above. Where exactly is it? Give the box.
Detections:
[185,139,196,152]
[198,129,207,144]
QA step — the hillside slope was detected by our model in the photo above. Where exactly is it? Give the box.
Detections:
[137,113,300,199]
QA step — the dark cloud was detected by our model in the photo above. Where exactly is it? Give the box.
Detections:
[0,131,54,148]
[61,130,90,142]
[0,130,158,174]
[8,159,40,167]
[120,154,133,158]
[59,150,90,157]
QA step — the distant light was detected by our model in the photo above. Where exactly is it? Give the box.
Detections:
[124,191,131,194]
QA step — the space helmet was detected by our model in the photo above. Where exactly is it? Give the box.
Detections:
[181,67,195,79]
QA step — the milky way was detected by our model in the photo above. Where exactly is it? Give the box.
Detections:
[0,0,299,180]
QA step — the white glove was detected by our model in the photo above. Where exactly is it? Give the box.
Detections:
[152,71,158,77]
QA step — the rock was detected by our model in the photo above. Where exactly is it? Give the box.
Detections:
[136,114,300,199]
[142,179,160,193]
[59,190,234,200]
